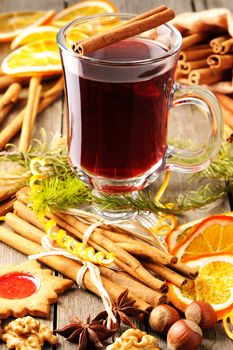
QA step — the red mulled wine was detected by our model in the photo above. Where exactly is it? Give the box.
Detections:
[62,37,176,180]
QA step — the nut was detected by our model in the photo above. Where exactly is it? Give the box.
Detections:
[106,328,159,350]
[185,300,217,330]
[149,304,180,333]
[2,316,58,350]
[167,319,203,350]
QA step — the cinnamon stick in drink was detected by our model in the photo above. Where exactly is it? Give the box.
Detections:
[179,44,212,62]
[73,7,175,55]
[0,83,21,124]
[207,54,233,69]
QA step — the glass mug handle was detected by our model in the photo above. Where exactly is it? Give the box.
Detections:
[166,82,223,173]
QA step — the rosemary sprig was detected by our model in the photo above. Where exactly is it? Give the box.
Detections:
[176,182,229,210]
[92,191,181,215]
[190,142,233,182]
[31,175,92,216]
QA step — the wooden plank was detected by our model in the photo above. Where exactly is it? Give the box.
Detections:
[67,0,193,13]
[0,1,64,349]
[195,0,233,11]
[1,1,232,350]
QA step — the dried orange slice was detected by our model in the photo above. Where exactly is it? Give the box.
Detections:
[51,0,117,27]
[11,26,59,50]
[166,212,233,255]
[172,214,233,259]
[168,253,233,320]
[0,10,55,42]
[1,40,61,76]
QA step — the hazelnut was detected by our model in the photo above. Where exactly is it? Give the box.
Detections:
[149,304,180,334]
[167,319,203,350]
[185,301,217,330]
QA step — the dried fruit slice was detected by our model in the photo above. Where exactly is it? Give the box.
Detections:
[11,26,59,50]
[51,0,117,27]
[172,214,233,259]
[166,212,233,255]
[0,10,55,42]
[1,40,61,76]
[168,253,233,320]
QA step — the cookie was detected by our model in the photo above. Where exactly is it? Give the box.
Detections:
[0,260,73,318]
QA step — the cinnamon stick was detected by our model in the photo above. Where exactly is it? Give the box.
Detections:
[48,212,168,293]
[0,75,28,91]
[0,83,21,124]
[6,210,167,307]
[100,268,168,307]
[181,33,208,50]
[0,226,150,312]
[180,59,208,74]
[19,77,42,152]
[210,35,230,53]
[0,197,15,216]
[0,90,62,150]
[179,44,213,62]
[169,261,199,279]
[6,208,167,307]
[97,224,177,264]
[116,242,177,265]
[207,54,233,70]
[210,36,233,54]
[143,261,188,288]
[42,76,64,98]
[12,199,168,292]
[188,67,230,85]
[73,7,175,55]
[0,185,18,202]
[219,38,233,54]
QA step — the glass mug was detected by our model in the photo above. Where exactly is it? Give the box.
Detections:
[57,13,222,218]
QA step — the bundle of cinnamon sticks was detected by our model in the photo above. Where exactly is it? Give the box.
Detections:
[176,31,233,130]
[0,75,64,151]
[176,33,233,86]
[0,186,198,315]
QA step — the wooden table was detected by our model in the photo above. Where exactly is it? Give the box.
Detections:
[0,0,232,349]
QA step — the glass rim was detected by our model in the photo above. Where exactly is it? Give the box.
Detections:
[57,12,182,66]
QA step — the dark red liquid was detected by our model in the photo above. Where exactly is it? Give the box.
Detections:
[63,38,175,179]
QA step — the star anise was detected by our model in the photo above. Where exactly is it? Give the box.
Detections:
[94,289,148,329]
[55,315,116,350]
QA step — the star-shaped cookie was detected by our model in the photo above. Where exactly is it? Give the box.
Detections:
[0,260,73,319]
